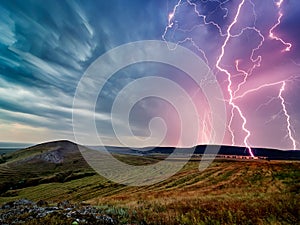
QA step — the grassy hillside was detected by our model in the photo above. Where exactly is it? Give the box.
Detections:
[0,141,299,224]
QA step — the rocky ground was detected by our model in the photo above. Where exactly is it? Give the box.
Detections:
[0,199,117,225]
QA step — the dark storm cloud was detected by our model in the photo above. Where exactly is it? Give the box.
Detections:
[0,0,169,141]
[1,0,300,149]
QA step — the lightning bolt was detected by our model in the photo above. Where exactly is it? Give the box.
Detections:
[232,78,298,150]
[185,0,227,37]
[162,0,227,64]
[278,82,297,150]
[232,26,265,96]
[215,0,255,157]
[235,79,297,150]
[234,80,288,100]
[167,0,181,27]
[163,0,297,155]
[162,0,182,50]
[201,112,210,144]
[269,0,292,52]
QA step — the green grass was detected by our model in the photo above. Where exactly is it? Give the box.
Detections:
[0,150,299,224]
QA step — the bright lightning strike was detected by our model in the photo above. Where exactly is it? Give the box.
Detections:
[234,80,287,100]
[276,0,284,8]
[269,0,292,52]
[215,0,254,157]
[165,0,181,29]
[163,0,297,155]
[168,12,174,24]
[236,80,297,150]
[278,82,297,150]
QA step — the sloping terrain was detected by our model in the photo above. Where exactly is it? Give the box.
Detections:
[0,141,299,224]
[0,140,95,194]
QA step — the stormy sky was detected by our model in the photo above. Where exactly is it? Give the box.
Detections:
[0,0,300,150]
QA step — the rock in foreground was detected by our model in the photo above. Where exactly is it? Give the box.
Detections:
[0,199,116,225]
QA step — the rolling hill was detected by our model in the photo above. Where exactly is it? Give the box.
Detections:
[0,140,299,224]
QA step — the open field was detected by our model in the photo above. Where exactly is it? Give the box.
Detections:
[0,141,299,224]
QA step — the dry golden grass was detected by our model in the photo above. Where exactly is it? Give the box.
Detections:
[0,153,299,224]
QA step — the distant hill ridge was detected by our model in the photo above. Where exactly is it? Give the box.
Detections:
[135,145,300,160]
[90,142,300,160]
[3,140,300,161]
